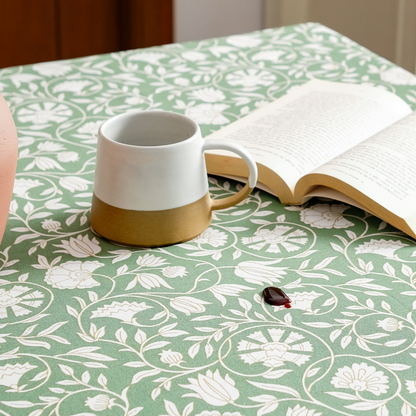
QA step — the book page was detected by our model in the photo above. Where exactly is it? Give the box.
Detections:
[308,111,416,218]
[205,80,411,193]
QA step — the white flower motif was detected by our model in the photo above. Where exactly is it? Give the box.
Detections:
[0,286,44,319]
[406,380,416,394]
[131,273,173,290]
[180,369,239,406]
[226,69,276,88]
[18,136,35,147]
[32,61,72,77]
[186,104,230,125]
[226,35,263,48]
[187,87,226,103]
[85,394,116,411]
[17,102,73,125]
[190,227,228,247]
[91,300,152,323]
[54,235,101,258]
[124,87,144,106]
[238,328,313,368]
[286,291,323,312]
[125,96,145,105]
[241,225,308,253]
[159,349,184,367]
[37,141,65,152]
[128,51,168,64]
[59,176,92,192]
[0,362,38,389]
[174,77,190,86]
[182,51,208,62]
[234,260,287,285]
[28,156,64,171]
[41,219,62,233]
[286,404,322,416]
[380,67,416,85]
[208,45,236,58]
[320,62,341,71]
[195,412,245,416]
[300,204,354,229]
[9,73,42,88]
[330,362,389,396]
[75,120,105,144]
[57,152,79,162]
[254,100,269,108]
[13,178,43,197]
[377,317,403,332]
[170,296,211,315]
[251,50,286,63]
[45,261,103,289]
[52,80,93,94]
[162,266,187,278]
[136,253,168,267]
[355,239,408,259]
[209,284,253,306]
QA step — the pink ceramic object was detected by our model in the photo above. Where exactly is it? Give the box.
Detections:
[0,93,18,245]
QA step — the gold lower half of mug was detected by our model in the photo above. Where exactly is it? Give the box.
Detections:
[90,193,212,247]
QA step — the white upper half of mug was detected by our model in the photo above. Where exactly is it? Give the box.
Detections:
[93,111,210,211]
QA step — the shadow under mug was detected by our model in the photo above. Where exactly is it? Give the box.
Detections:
[90,110,258,247]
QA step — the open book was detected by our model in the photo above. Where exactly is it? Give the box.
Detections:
[204,80,416,239]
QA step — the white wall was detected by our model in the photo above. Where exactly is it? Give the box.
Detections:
[174,0,264,43]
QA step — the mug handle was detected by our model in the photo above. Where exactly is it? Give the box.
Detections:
[202,139,258,210]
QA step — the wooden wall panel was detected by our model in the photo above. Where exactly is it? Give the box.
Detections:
[0,0,58,67]
[58,0,122,59]
[121,0,174,49]
[0,0,173,68]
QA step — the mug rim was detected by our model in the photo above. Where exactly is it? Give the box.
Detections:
[99,109,199,148]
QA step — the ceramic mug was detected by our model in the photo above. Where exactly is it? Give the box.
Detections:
[90,110,258,247]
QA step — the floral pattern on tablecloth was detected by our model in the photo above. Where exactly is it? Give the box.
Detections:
[1,23,416,416]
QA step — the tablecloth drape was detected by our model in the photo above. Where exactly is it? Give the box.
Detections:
[1,23,416,415]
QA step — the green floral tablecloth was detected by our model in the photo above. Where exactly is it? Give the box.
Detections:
[1,23,416,416]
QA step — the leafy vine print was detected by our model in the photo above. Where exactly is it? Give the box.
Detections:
[1,22,416,415]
